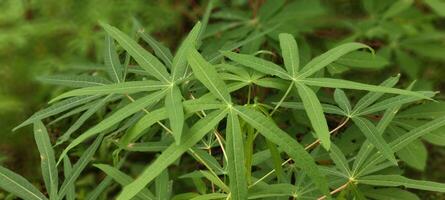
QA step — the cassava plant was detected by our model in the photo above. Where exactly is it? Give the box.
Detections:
[2,5,445,200]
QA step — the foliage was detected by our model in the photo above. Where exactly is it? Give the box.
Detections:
[1,0,445,199]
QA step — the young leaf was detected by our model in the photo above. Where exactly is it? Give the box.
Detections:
[33,121,58,200]
[187,48,232,104]
[279,33,299,77]
[352,117,398,165]
[234,106,330,198]
[105,35,123,83]
[222,51,291,79]
[298,43,371,78]
[117,109,228,200]
[165,85,185,144]
[100,22,171,83]
[295,83,331,150]
[226,111,248,199]
[0,165,48,200]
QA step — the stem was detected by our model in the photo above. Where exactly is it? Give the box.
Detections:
[317,181,350,200]
[270,83,294,116]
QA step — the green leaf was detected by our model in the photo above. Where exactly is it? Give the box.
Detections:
[135,19,173,69]
[222,51,291,79]
[50,81,167,103]
[234,106,330,198]
[105,35,123,83]
[187,48,232,104]
[382,0,414,19]
[334,89,351,115]
[295,83,331,150]
[352,117,397,165]
[362,188,420,200]
[100,22,171,83]
[0,165,48,200]
[117,109,228,200]
[37,75,111,88]
[353,75,400,114]
[58,135,103,199]
[33,121,58,200]
[94,164,155,200]
[14,95,100,131]
[425,0,445,16]
[63,157,75,200]
[335,51,389,69]
[172,22,202,80]
[359,175,445,192]
[298,43,371,78]
[300,78,432,100]
[56,94,113,146]
[199,170,229,193]
[58,90,166,164]
[166,85,185,144]
[248,184,299,199]
[226,111,248,199]
[279,33,299,77]
[329,143,351,176]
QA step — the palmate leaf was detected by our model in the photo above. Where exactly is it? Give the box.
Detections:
[58,90,167,164]
[226,111,248,199]
[63,157,75,200]
[233,106,330,198]
[100,22,171,83]
[334,89,351,115]
[37,75,111,88]
[33,121,58,200]
[166,85,185,144]
[50,80,168,103]
[187,48,232,104]
[329,143,351,176]
[295,83,331,149]
[94,164,156,200]
[0,165,48,200]
[279,33,299,77]
[117,109,229,200]
[362,187,420,200]
[358,175,445,193]
[105,35,123,83]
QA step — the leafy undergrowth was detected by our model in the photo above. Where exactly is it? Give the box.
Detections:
[1,0,445,200]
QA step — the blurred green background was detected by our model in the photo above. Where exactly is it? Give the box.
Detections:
[0,0,444,199]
